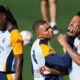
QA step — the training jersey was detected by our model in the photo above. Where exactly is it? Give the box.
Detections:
[31,39,71,80]
[0,27,23,73]
[69,37,80,80]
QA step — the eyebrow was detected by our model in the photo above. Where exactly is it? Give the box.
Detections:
[75,20,80,23]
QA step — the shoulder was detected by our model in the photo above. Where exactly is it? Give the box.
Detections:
[10,29,21,36]
[40,41,55,57]
[9,27,23,42]
[31,39,40,49]
[8,27,21,37]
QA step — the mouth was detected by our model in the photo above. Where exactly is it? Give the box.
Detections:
[67,30,74,33]
[49,33,54,37]
[67,30,70,32]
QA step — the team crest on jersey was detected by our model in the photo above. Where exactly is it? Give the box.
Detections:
[48,48,55,54]
[2,38,5,43]
[49,49,53,53]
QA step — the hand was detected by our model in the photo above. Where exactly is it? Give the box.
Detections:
[57,34,68,47]
[38,66,52,75]
[67,16,80,37]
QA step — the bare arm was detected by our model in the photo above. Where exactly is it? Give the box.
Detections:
[15,54,23,80]
[58,34,80,66]
[38,66,68,75]
[52,67,68,75]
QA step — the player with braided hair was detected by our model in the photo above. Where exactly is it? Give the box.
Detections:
[0,5,23,80]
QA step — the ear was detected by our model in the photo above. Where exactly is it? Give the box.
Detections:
[36,32,42,38]
[2,13,6,20]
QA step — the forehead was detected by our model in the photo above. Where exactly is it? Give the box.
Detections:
[39,23,49,29]
[43,23,49,27]
[72,16,80,22]
[0,13,2,16]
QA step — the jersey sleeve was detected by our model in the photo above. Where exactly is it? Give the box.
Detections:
[74,40,80,54]
[40,44,71,68]
[79,41,80,54]
[67,35,76,48]
[10,29,23,55]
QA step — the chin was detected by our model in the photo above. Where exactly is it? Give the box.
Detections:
[51,35,54,38]
[50,37,54,39]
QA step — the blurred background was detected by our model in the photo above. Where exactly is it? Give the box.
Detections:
[0,0,80,80]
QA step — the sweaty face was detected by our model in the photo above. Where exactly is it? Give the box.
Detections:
[37,23,54,40]
[67,16,80,36]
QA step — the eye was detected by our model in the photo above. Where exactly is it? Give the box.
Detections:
[49,25,51,28]
[45,28,49,31]
[45,25,52,31]
[67,30,70,32]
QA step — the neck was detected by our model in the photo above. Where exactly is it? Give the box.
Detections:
[6,22,13,30]
[78,35,80,37]
[39,38,50,41]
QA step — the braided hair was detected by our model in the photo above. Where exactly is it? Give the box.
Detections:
[0,5,18,28]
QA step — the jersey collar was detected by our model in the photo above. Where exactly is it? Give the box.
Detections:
[39,40,48,45]
[78,37,80,40]
[8,27,17,32]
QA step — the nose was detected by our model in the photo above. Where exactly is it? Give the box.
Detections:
[49,28,53,32]
[70,23,73,26]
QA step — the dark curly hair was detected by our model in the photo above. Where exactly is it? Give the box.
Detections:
[76,11,80,16]
[0,5,18,28]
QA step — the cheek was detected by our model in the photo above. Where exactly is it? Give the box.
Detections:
[0,19,5,24]
[39,32,45,38]
[42,32,48,38]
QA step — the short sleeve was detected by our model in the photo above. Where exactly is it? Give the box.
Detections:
[10,29,23,55]
[78,41,80,54]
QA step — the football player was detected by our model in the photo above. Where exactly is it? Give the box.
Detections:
[0,5,23,80]
[31,20,71,80]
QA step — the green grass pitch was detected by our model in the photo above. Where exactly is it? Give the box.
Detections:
[0,0,80,80]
